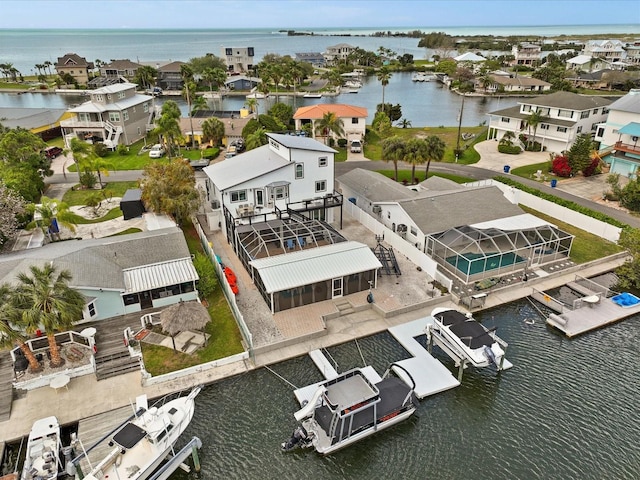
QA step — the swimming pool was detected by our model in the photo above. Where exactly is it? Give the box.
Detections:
[446,252,526,276]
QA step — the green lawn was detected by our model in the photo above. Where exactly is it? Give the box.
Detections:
[140,221,244,376]
[62,181,139,205]
[364,126,487,165]
[520,205,623,264]
[510,161,564,183]
[376,169,475,184]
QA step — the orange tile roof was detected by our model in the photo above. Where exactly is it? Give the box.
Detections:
[293,104,368,120]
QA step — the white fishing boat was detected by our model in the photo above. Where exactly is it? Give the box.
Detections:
[246,92,267,99]
[83,386,201,480]
[21,417,62,480]
[412,73,435,82]
[344,79,362,89]
[282,366,417,455]
[303,93,322,98]
[430,308,506,369]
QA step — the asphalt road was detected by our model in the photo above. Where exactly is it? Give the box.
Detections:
[45,161,640,230]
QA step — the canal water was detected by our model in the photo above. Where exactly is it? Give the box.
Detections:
[170,299,639,480]
[0,72,517,127]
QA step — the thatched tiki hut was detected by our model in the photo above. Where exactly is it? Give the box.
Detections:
[160,300,210,350]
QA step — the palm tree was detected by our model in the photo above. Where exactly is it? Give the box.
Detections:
[202,67,227,110]
[69,137,94,183]
[151,100,182,158]
[201,117,225,146]
[381,136,406,181]
[246,127,267,150]
[28,196,77,242]
[526,109,546,150]
[180,64,196,149]
[0,283,42,373]
[12,264,85,368]
[314,112,345,145]
[424,135,446,179]
[134,65,158,90]
[398,118,412,129]
[377,67,392,105]
[44,60,52,77]
[191,94,207,115]
[405,138,428,183]
[244,97,258,115]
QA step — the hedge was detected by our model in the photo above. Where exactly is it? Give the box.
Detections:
[498,144,521,154]
[495,176,629,229]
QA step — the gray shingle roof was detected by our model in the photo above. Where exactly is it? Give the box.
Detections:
[399,186,524,235]
[337,168,418,202]
[487,105,576,127]
[608,91,640,114]
[0,227,190,290]
[524,91,612,111]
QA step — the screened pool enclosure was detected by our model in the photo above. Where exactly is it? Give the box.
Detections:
[426,217,574,284]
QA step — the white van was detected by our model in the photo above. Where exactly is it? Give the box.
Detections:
[350,140,362,153]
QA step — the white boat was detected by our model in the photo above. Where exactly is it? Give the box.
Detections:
[303,93,322,98]
[246,92,267,99]
[83,386,201,480]
[412,73,435,82]
[344,80,362,89]
[21,416,62,480]
[342,88,359,94]
[282,366,417,455]
[430,308,505,369]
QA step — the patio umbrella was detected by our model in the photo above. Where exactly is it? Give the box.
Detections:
[159,300,211,350]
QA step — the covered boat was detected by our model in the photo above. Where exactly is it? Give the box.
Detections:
[21,417,62,480]
[282,366,417,455]
[430,308,506,369]
[81,386,201,480]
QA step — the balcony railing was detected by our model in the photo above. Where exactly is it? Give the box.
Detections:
[615,141,640,156]
[287,191,344,212]
[60,119,107,129]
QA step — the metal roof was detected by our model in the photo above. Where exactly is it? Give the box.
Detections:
[123,258,198,293]
[470,213,555,231]
[609,91,640,115]
[619,122,640,137]
[267,133,337,153]
[250,241,381,293]
[203,144,290,191]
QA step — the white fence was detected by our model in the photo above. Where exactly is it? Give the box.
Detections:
[192,218,254,358]
[468,179,623,243]
[343,201,453,291]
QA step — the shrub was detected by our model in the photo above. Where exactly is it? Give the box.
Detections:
[202,147,219,160]
[79,169,97,189]
[551,155,572,177]
[93,142,108,157]
[498,144,521,154]
[116,144,128,155]
[583,157,601,177]
[193,252,218,298]
[337,138,347,148]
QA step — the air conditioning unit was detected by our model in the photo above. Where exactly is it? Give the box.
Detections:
[210,200,220,209]
[372,205,382,214]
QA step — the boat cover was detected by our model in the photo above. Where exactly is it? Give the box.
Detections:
[113,423,147,449]
[435,310,495,349]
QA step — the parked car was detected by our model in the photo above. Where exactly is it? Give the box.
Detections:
[149,144,166,158]
[43,146,63,159]
[350,140,362,153]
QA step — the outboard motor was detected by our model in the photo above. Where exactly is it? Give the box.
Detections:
[281,426,311,451]
[483,345,497,365]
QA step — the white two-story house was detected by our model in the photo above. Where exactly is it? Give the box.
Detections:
[487,91,612,154]
[221,46,255,74]
[60,83,154,149]
[594,89,640,178]
[512,43,542,66]
[203,134,383,314]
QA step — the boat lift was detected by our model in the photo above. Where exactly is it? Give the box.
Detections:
[372,235,401,276]
[425,322,512,381]
[148,437,202,480]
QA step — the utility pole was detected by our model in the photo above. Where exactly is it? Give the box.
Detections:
[455,92,466,163]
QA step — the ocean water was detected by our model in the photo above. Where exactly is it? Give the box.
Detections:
[1,24,638,77]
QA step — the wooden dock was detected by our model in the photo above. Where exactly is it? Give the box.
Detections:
[547,296,640,337]
[75,405,136,476]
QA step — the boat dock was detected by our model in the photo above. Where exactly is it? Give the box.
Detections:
[547,294,640,337]
[74,405,137,475]
[388,318,461,398]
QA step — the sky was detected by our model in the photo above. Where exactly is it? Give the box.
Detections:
[0,0,638,30]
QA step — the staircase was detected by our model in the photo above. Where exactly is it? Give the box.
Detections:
[94,327,140,381]
[333,298,354,317]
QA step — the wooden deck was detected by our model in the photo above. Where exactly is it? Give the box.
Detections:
[75,405,137,476]
[547,297,640,337]
[0,353,14,422]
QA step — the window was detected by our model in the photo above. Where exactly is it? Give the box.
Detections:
[538,107,550,116]
[143,103,149,113]
[593,108,599,114]
[123,293,139,306]
[109,112,120,122]
[318,156,328,167]
[118,91,125,99]
[558,109,573,118]
[274,186,287,199]
[137,127,141,135]
[597,127,605,137]
[123,110,129,121]
[410,226,418,236]
[557,126,567,133]
[247,47,254,56]
[132,106,136,113]
[95,94,104,102]
[577,126,583,133]
[351,117,358,124]
[295,163,304,179]
[580,111,590,119]
[522,105,532,112]
[87,301,96,317]
[501,117,510,123]
[225,48,233,56]
[315,180,326,192]
[540,124,549,130]
[255,189,264,206]
[230,190,247,202]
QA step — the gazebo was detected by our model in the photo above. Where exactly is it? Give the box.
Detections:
[160,300,211,352]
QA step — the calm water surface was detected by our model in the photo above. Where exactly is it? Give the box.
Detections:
[170,300,640,480]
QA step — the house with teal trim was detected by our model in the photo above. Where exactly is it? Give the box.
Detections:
[0,227,199,323]
[595,89,640,178]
